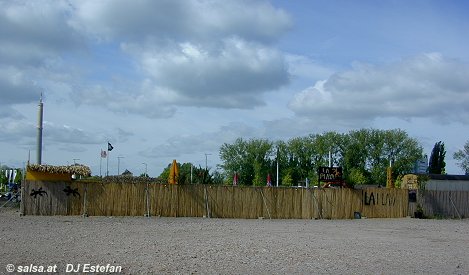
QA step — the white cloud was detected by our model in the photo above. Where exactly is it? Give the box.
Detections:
[1,1,292,119]
[0,119,35,143]
[70,0,291,43]
[0,118,106,148]
[289,53,469,124]
[285,54,334,80]
[66,0,291,112]
[140,122,259,158]
[125,38,289,108]
[0,66,41,106]
[74,84,177,118]
[0,1,83,65]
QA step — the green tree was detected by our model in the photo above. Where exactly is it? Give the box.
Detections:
[282,170,293,187]
[343,130,369,184]
[453,140,469,174]
[218,128,422,187]
[347,167,368,186]
[159,162,213,184]
[220,138,274,185]
[343,129,422,185]
[286,136,315,184]
[211,169,225,185]
[429,141,446,174]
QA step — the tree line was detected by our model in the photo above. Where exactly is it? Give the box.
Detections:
[158,129,469,186]
[219,129,423,187]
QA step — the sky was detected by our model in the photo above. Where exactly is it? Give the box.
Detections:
[1,0,469,177]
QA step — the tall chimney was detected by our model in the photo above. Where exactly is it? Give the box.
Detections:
[37,93,43,164]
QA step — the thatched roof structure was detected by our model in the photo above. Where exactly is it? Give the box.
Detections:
[27,164,91,177]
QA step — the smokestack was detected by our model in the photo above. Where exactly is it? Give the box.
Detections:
[37,93,43,164]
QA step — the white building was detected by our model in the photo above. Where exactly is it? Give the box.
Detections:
[414,155,428,174]
[425,174,469,191]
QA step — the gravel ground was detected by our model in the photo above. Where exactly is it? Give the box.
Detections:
[0,205,468,275]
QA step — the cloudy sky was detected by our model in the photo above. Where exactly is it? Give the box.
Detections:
[1,0,469,176]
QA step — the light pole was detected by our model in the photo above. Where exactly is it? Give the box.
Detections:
[205,153,212,172]
[142,162,147,177]
[73,159,80,165]
[117,156,124,175]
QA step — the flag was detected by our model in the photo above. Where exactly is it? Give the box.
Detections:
[101,150,107,158]
[108,142,114,151]
[233,172,238,186]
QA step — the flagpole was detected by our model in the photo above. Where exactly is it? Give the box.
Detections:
[100,150,102,177]
[276,146,279,187]
[106,143,109,176]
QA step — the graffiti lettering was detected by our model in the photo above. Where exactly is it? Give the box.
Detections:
[363,191,396,206]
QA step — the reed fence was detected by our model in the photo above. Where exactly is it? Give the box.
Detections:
[22,181,408,219]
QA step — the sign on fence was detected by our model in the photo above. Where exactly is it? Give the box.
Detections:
[318,167,343,182]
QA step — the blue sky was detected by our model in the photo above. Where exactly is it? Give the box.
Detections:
[1,0,468,177]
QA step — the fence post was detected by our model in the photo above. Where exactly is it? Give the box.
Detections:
[144,182,150,217]
[260,189,271,219]
[204,185,211,218]
[449,193,462,220]
[82,184,88,217]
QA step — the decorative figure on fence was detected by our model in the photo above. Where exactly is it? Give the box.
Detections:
[30,187,48,198]
[63,186,80,197]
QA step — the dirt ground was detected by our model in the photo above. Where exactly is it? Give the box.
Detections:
[0,205,468,274]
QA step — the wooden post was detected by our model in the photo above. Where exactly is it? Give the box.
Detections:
[260,189,271,219]
[82,184,88,217]
[204,186,210,218]
[144,182,150,217]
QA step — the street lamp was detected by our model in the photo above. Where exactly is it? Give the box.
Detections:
[142,162,147,177]
[117,156,124,175]
[73,159,80,165]
[205,153,212,172]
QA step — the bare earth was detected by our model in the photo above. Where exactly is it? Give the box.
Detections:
[1,206,468,274]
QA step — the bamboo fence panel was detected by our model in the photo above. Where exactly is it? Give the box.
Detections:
[177,184,202,217]
[361,188,408,218]
[320,189,333,219]
[25,181,83,216]
[253,188,264,218]
[223,186,235,218]
[275,188,288,219]
[65,181,83,216]
[85,183,107,216]
[149,184,172,217]
[260,187,274,219]
[300,189,312,219]
[22,180,412,219]
[176,184,189,217]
